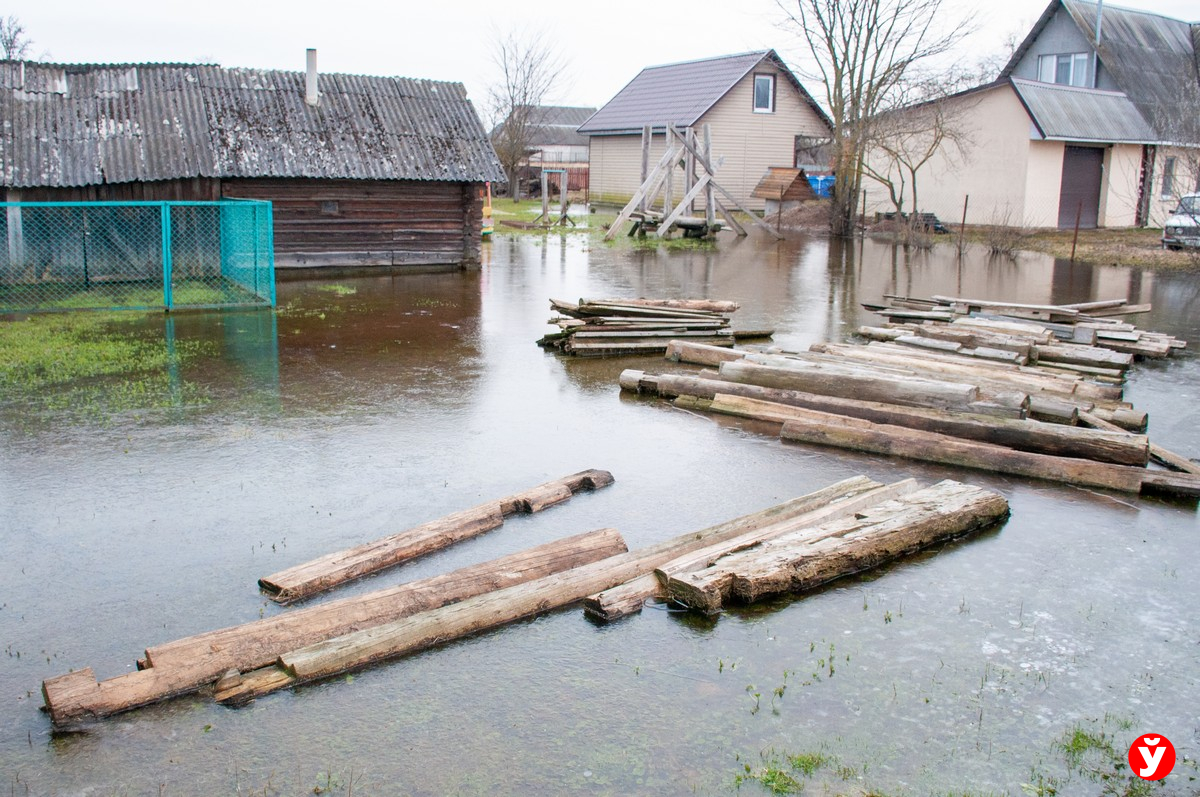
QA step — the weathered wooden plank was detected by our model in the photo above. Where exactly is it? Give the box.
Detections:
[665,339,748,366]
[717,359,981,410]
[582,476,911,622]
[41,528,627,725]
[666,480,1009,613]
[259,469,614,603]
[778,414,1153,494]
[579,298,740,314]
[663,385,1146,465]
[1079,411,1200,476]
[217,477,904,701]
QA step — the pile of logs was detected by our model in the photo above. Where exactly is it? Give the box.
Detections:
[537,297,771,357]
[623,332,1200,500]
[863,295,1185,365]
[41,472,1009,725]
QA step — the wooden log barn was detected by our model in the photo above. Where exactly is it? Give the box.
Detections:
[0,52,506,273]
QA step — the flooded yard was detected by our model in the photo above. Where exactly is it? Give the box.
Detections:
[1,231,1198,795]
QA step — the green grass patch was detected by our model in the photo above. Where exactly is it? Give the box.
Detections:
[0,312,213,419]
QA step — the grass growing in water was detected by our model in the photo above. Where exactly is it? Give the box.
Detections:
[0,312,212,419]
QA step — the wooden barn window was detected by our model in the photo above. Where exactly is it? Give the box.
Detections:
[753,74,775,113]
[319,200,340,216]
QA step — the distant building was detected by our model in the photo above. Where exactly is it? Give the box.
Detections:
[0,55,505,271]
[578,50,832,211]
[863,0,1200,229]
[522,106,595,192]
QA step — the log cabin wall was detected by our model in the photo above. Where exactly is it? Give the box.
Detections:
[222,178,483,270]
[4,178,486,272]
[4,178,221,203]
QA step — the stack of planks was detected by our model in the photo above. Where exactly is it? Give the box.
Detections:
[862,295,1185,364]
[41,474,1009,725]
[625,334,1200,500]
[537,297,771,357]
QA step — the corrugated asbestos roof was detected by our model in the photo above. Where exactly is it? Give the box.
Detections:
[1001,0,1200,143]
[577,50,829,135]
[1010,78,1157,142]
[0,61,506,188]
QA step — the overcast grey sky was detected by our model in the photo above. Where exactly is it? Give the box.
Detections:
[8,0,1197,119]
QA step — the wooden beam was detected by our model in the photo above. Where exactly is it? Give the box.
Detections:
[259,469,614,603]
[604,143,684,240]
[656,174,713,236]
[41,528,627,725]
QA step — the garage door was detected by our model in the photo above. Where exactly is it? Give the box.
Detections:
[1058,146,1104,229]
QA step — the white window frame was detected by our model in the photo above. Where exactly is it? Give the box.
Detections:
[1161,156,1176,199]
[1037,52,1089,87]
[753,74,775,114]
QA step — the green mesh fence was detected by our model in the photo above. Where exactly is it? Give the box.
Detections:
[0,200,275,313]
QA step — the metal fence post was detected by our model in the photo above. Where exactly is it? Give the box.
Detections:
[265,201,276,306]
[160,202,174,310]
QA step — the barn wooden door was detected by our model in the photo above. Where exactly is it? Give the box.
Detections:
[1058,146,1104,229]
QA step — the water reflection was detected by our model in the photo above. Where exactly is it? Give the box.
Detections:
[0,232,1197,797]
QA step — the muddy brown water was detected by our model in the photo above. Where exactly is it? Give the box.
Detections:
[1,233,1198,795]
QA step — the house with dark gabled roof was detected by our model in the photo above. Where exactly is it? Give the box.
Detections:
[492,105,596,193]
[578,50,832,211]
[862,0,1200,230]
[0,53,506,271]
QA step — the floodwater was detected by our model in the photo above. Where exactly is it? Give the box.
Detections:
[1,231,1198,796]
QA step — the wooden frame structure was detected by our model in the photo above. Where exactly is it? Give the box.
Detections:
[603,124,784,241]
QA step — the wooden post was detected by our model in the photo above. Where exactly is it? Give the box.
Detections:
[663,125,676,232]
[684,127,696,215]
[541,170,550,226]
[860,189,867,235]
[703,125,715,230]
[639,125,651,216]
[958,195,969,257]
[1070,200,1083,262]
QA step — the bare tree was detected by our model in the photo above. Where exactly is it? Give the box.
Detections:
[861,71,977,218]
[487,30,568,201]
[780,0,972,236]
[0,15,31,60]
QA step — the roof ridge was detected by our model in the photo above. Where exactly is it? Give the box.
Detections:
[641,50,772,71]
[8,60,467,88]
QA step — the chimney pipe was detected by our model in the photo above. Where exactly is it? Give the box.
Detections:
[305,48,319,106]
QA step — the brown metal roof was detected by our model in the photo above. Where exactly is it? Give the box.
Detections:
[577,50,831,135]
[751,167,816,201]
[0,61,506,189]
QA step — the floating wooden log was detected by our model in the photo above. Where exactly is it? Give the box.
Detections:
[580,298,740,314]
[777,412,1199,497]
[215,477,908,704]
[259,469,614,603]
[1079,411,1200,476]
[717,359,981,410]
[626,373,1147,465]
[41,528,627,726]
[665,339,749,366]
[583,477,921,621]
[666,480,1009,613]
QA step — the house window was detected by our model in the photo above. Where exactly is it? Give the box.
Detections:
[1037,53,1089,87]
[753,74,775,113]
[1161,156,1176,198]
[319,200,339,215]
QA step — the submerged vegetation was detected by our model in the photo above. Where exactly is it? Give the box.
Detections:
[0,311,212,420]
